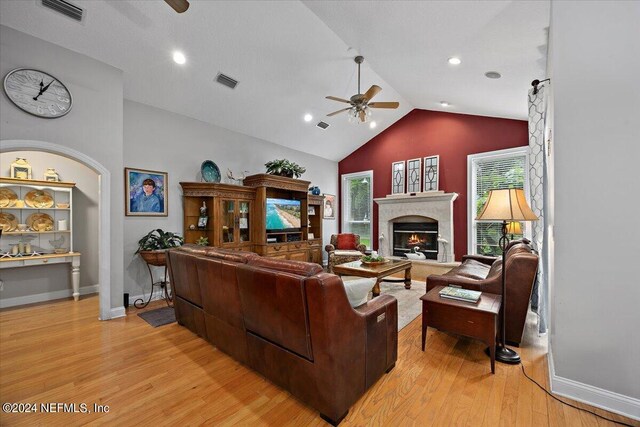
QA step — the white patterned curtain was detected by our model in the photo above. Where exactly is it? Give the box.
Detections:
[528,85,550,333]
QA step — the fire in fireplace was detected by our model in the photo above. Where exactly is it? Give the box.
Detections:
[392,220,438,259]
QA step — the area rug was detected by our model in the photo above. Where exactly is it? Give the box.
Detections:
[138,306,176,327]
[376,280,425,330]
[343,277,425,330]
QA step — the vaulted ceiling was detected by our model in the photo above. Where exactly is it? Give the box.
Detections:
[0,1,549,161]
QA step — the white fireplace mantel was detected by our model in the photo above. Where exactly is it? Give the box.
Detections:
[375,192,458,262]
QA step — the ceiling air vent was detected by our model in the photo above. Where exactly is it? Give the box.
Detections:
[316,121,330,130]
[42,0,84,22]
[215,73,238,89]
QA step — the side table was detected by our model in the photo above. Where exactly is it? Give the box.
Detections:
[421,286,501,373]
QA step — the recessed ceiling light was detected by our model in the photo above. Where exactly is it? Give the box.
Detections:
[369,121,377,129]
[448,57,461,65]
[173,51,186,65]
[440,101,450,107]
[485,71,501,79]
[304,113,313,122]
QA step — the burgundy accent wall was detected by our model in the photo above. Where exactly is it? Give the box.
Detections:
[338,109,528,261]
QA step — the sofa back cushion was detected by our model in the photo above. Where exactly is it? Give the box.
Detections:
[336,233,357,250]
[236,264,314,361]
[168,249,203,307]
[248,257,323,276]
[177,244,258,264]
[195,257,245,328]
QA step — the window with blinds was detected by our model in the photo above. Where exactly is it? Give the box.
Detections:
[468,148,529,256]
[341,171,373,249]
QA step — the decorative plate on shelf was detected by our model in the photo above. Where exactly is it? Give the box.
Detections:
[0,188,18,208]
[201,160,221,183]
[24,190,54,208]
[0,213,18,232]
[26,212,54,231]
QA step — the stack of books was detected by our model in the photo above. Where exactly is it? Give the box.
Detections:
[439,285,481,303]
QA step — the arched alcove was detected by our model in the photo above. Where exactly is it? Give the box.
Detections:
[1,140,112,320]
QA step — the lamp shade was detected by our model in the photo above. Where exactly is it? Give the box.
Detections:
[476,189,538,222]
[506,221,522,235]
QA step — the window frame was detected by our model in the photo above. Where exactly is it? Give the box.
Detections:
[341,170,374,249]
[467,147,531,255]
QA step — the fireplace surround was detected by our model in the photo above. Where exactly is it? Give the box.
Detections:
[375,192,458,262]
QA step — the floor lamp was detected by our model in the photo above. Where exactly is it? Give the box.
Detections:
[476,188,538,364]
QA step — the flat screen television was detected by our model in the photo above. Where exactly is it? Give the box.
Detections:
[266,198,301,231]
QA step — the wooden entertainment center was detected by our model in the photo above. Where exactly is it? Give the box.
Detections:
[180,174,323,264]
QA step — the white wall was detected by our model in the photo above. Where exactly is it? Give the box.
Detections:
[549,0,640,415]
[0,151,99,300]
[0,25,124,313]
[122,100,339,296]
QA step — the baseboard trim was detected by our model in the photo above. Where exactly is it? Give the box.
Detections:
[0,285,99,309]
[108,306,126,319]
[548,350,640,421]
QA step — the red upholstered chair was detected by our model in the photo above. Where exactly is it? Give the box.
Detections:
[325,233,367,273]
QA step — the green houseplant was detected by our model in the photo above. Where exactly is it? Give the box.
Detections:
[264,159,306,178]
[136,229,184,266]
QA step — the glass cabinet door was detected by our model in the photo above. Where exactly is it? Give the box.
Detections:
[239,201,250,243]
[222,200,235,243]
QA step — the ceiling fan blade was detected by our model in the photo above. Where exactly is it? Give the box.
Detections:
[359,110,366,122]
[165,0,189,13]
[327,107,351,117]
[363,85,382,101]
[368,102,400,109]
[326,96,352,104]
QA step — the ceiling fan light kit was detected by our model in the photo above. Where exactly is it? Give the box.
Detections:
[326,56,399,124]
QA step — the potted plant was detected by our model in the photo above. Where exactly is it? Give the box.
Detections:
[136,229,184,266]
[264,159,306,178]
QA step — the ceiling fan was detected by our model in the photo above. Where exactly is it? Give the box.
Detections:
[164,0,189,13]
[326,56,399,123]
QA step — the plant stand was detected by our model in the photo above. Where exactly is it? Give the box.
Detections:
[135,251,172,309]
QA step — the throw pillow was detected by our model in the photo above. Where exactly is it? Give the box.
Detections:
[336,234,357,250]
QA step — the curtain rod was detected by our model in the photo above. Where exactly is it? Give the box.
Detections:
[531,78,551,95]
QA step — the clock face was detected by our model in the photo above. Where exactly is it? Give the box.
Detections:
[3,68,72,118]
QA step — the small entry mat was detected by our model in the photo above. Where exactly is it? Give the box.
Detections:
[138,306,176,327]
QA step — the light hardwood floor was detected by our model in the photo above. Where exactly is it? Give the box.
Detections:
[0,295,637,426]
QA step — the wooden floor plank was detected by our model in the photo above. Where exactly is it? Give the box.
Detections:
[1,295,638,426]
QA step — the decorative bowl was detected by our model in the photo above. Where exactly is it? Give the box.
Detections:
[201,160,221,183]
[361,259,389,266]
[56,203,70,209]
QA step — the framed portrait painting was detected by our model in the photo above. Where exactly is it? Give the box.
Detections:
[323,194,336,220]
[125,167,168,216]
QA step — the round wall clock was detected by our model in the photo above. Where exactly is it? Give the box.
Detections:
[3,68,73,118]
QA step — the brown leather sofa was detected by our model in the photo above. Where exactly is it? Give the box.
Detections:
[426,239,538,346]
[167,244,398,425]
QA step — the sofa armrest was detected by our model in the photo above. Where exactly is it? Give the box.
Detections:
[426,273,502,295]
[325,244,336,253]
[353,295,398,387]
[461,254,497,266]
[353,294,396,317]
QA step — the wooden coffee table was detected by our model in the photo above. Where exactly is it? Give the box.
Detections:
[332,259,412,297]
[421,286,501,373]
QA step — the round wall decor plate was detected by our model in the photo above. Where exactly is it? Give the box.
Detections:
[26,212,54,231]
[0,213,18,232]
[0,188,18,208]
[24,190,54,208]
[201,160,221,183]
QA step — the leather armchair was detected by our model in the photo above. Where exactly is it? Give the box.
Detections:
[325,233,367,273]
[426,240,539,346]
